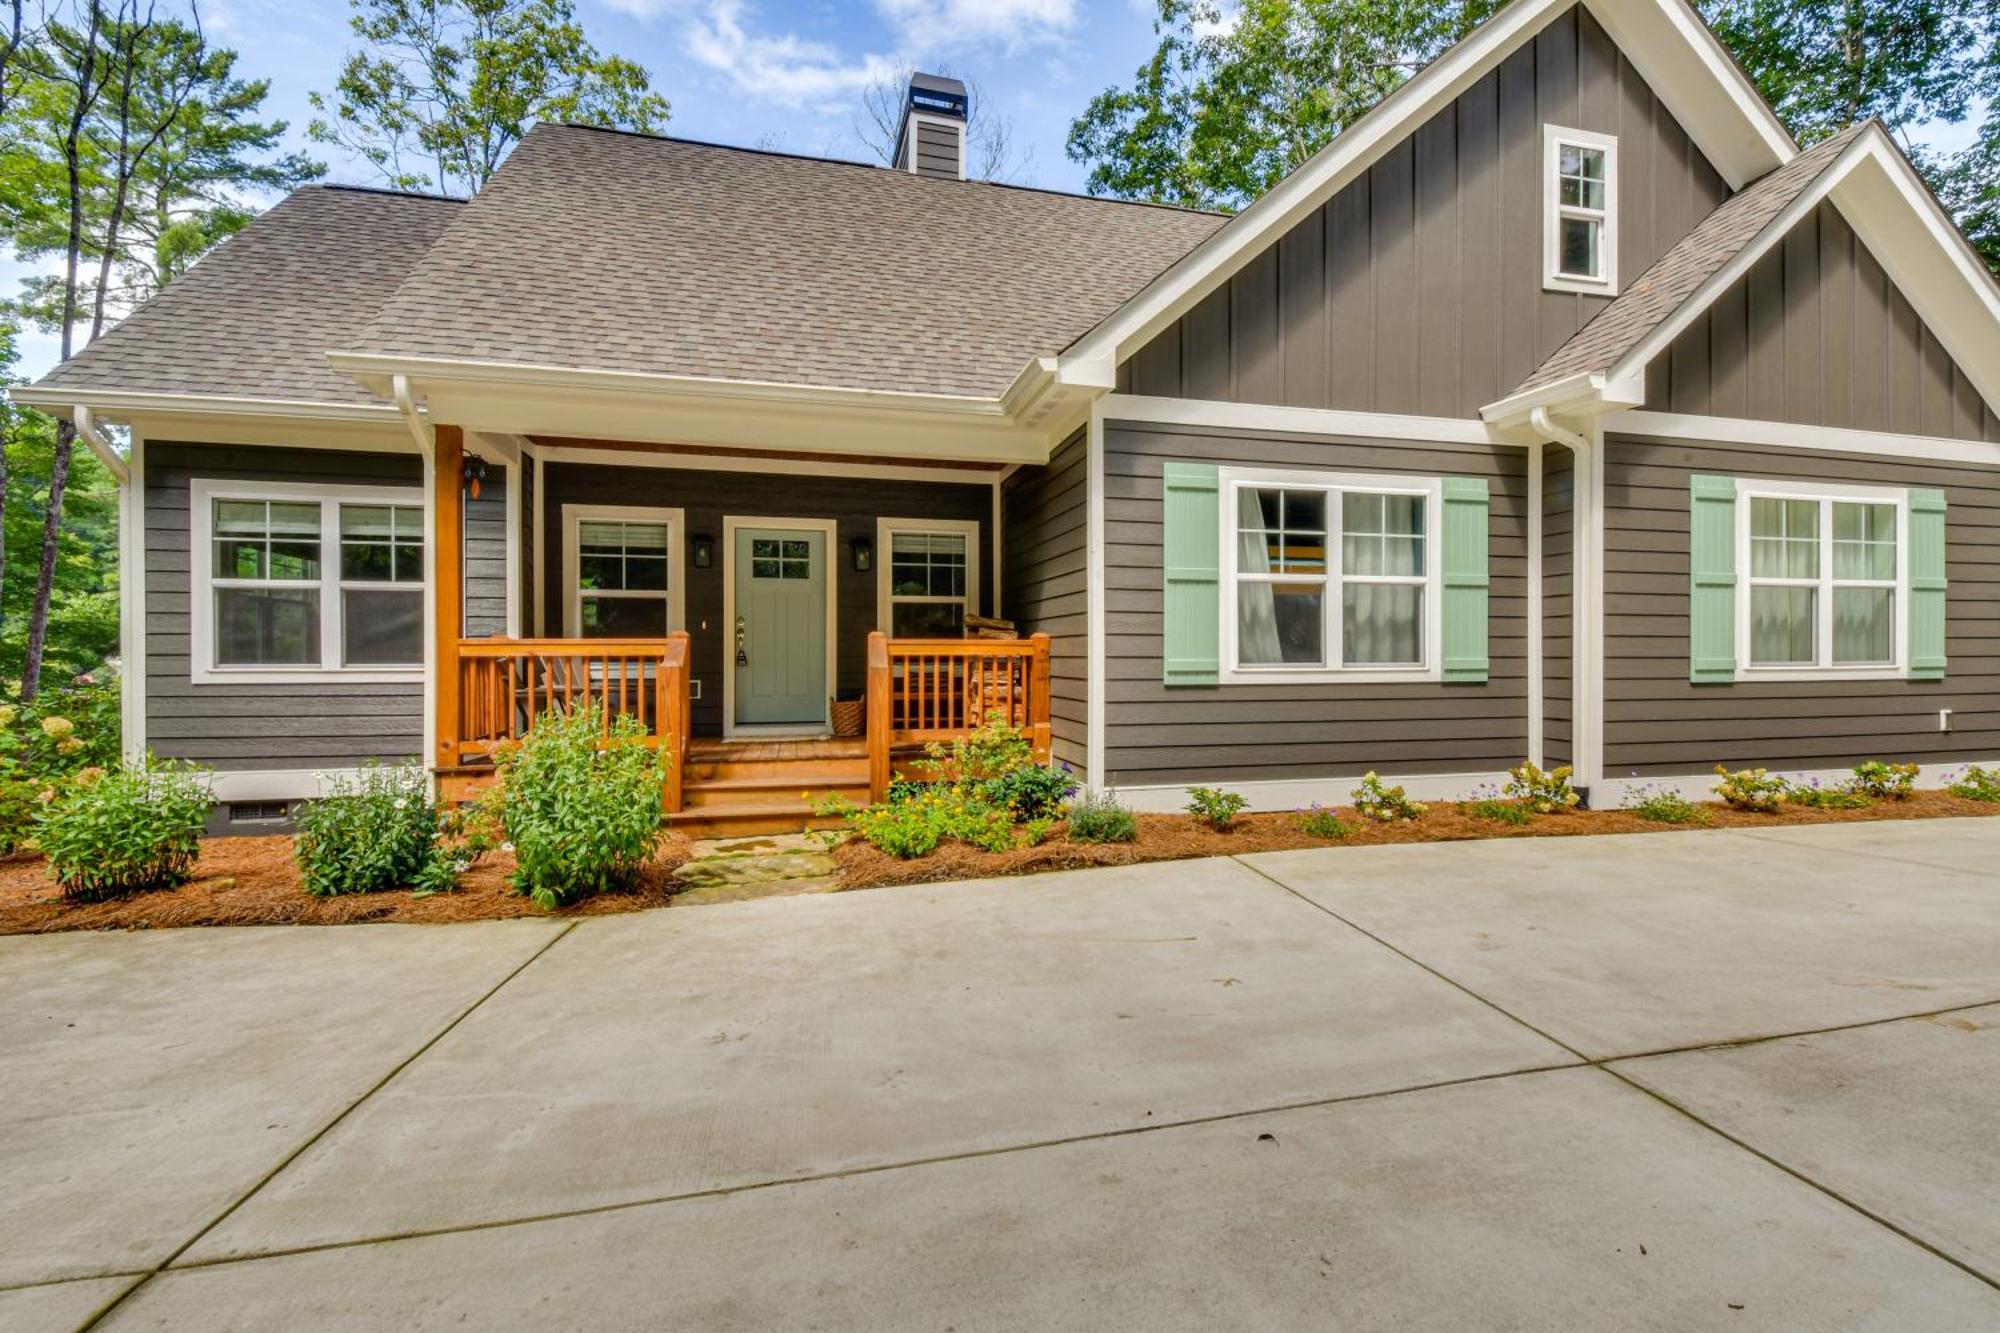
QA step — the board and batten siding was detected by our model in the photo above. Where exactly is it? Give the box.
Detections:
[1000,427,1087,769]
[1645,202,2000,442]
[538,461,993,737]
[1102,421,1530,785]
[1543,446,1574,766]
[1604,433,2000,772]
[143,442,424,769]
[1116,5,1728,419]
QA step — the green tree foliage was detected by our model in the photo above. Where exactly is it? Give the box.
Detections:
[308,0,671,197]
[1067,0,1503,211]
[0,320,118,684]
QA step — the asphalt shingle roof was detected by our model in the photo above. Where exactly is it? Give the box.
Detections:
[1515,124,1866,395]
[348,124,1227,398]
[33,186,463,405]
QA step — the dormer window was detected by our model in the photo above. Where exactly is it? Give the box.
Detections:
[1544,126,1617,294]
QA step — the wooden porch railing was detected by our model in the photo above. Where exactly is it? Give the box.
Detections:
[448,631,694,811]
[865,631,1052,802]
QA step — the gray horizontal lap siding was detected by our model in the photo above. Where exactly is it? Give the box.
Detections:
[1646,202,2000,442]
[144,442,423,770]
[463,474,508,636]
[1104,422,1530,785]
[915,121,959,177]
[1604,434,2000,772]
[1116,5,1727,418]
[1001,427,1087,769]
[539,462,993,736]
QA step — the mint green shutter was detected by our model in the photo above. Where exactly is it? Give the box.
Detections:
[1908,487,1947,680]
[1440,477,1489,683]
[1162,462,1220,685]
[1689,475,1737,683]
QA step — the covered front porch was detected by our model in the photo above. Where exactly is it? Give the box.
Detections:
[427,425,1053,834]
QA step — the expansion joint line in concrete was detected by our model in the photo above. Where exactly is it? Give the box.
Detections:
[1227,854,2000,1297]
[73,921,583,1331]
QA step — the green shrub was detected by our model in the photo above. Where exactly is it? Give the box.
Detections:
[499,703,666,909]
[1946,765,2000,802]
[1066,788,1137,843]
[837,784,1023,858]
[1186,785,1248,829]
[1623,787,1710,825]
[0,676,123,854]
[1353,771,1426,823]
[1787,779,1872,810]
[1295,803,1351,839]
[36,756,211,900]
[1712,765,1788,813]
[915,715,1034,784]
[1504,761,1580,814]
[292,763,438,896]
[1460,798,1534,825]
[982,762,1077,820]
[1850,760,1918,801]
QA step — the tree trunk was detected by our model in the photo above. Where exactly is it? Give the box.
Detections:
[21,422,76,701]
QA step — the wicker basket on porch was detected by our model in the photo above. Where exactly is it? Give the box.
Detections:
[830,696,866,737]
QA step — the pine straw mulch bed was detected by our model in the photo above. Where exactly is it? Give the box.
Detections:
[831,789,2000,890]
[0,833,694,935]
[2,792,1993,935]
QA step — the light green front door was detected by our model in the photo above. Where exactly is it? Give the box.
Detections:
[733,527,828,727]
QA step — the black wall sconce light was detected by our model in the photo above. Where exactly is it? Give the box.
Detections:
[690,533,715,569]
[460,455,488,500]
[850,535,873,572]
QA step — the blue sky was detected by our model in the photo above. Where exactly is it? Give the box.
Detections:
[7,0,1166,378]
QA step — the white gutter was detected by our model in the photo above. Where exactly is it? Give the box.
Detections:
[73,405,131,486]
[9,386,401,423]
[393,373,434,462]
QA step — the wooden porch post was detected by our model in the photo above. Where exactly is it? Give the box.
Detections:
[866,631,891,803]
[434,424,465,771]
[1027,632,1052,764]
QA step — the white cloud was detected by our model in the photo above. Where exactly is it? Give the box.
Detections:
[873,0,1077,54]
[606,0,898,106]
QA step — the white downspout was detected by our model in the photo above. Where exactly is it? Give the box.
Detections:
[74,405,131,486]
[1528,407,1602,798]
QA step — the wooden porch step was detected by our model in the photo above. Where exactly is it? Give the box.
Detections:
[664,801,845,839]
[680,773,868,809]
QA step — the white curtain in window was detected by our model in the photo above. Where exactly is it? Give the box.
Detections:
[1236,488,1282,663]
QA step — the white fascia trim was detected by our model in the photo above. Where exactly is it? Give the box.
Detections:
[519,441,1006,485]
[1595,759,2000,807]
[1614,411,2000,467]
[1112,770,1512,813]
[1481,371,1647,429]
[1058,0,1791,378]
[1106,394,1514,445]
[330,352,1010,419]
[10,386,401,424]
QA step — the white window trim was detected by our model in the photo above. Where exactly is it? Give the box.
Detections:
[876,517,982,636]
[1218,466,1445,685]
[190,477,426,686]
[1543,124,1618,295]
[560,504,687,639]
[1733,477,1909,682]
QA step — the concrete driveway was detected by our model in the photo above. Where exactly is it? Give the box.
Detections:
[3,820,1997,1330]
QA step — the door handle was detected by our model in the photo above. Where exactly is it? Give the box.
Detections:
[735,616,748,667]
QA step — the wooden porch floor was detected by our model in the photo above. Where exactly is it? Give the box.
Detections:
[686,737,868,763]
